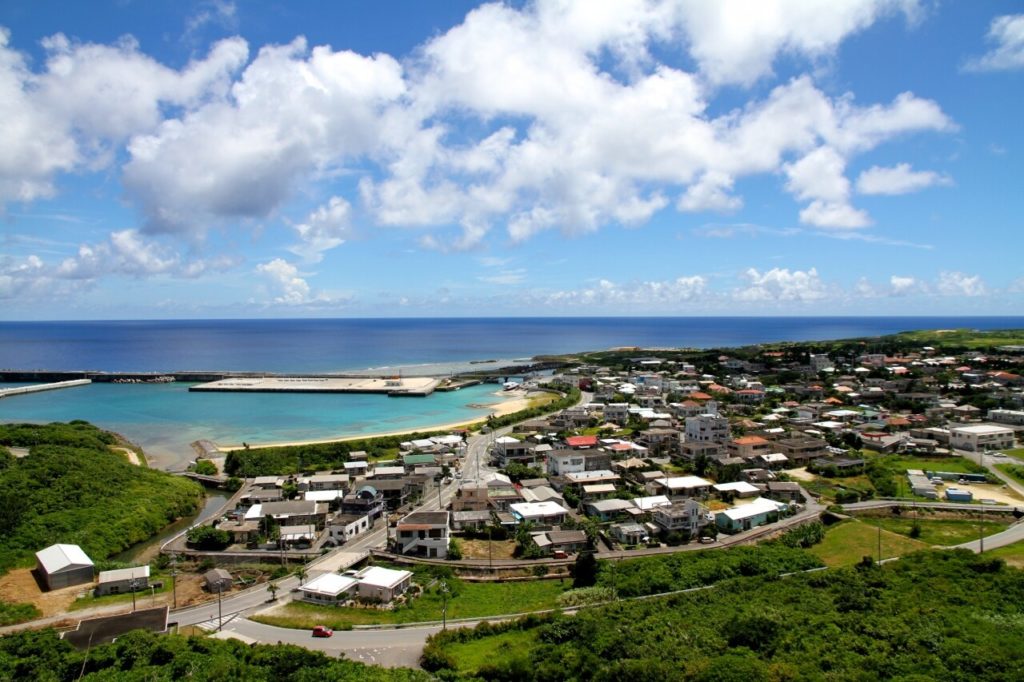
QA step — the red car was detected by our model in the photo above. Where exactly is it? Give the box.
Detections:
[312,625,333,638]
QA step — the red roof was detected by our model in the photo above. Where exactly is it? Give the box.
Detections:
[565,435,598,448]
[689,391,713,401]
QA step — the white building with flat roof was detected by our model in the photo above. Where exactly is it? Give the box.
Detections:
[300,573,358,605]
[356,566,413,603]
[950,424,1015,452]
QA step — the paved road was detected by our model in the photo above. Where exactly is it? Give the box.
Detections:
[216,617,443,669]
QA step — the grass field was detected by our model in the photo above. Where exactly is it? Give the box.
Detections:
[894,329,1024,349]
[809,520,929,567]
[445,629,538,673]
[855,515,1010,547]
[996,463,1024,486]
[876,454,987,475]
[252,578,568,629]
[987,539,1024,568]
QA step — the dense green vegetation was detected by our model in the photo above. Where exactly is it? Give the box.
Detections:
[0,602,41,627]
[224,386,580,477]
[0,422,203,573]
[0,628,430,681]
[593,543,823,598]
[425,550,1024,680]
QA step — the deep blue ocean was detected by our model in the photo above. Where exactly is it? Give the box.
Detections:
[3,316,1022,373]
[1,317,1021,469]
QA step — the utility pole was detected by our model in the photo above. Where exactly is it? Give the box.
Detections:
[488,524,493,571]
[170,554,178,610]
[979,508,985,554]
[130,578,137,612]
[217,583,223,631]
[440,581,449,630]
[877,523,882,563]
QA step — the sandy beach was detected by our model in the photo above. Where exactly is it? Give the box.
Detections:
[215,388,543,452]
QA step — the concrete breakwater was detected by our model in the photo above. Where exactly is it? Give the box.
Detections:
[0,379,92,399]
[188,375,441,396]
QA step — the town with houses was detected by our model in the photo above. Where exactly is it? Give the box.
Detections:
[30,337,1024,630]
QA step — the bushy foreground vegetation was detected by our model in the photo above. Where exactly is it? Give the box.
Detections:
[0,629,430,682]
[0,422,203,573]
[425,550,1024,680]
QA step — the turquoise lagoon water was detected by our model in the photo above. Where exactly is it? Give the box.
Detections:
[0,381,508,470]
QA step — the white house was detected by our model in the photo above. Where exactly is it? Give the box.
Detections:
[950,424,1015,452]
[356,566,413,603]
[300,573,358,605]
[395,511,450,559]
[510,501,570,525]
[715,497,786,532]
[685,414,730,443]
[647,476,713,499]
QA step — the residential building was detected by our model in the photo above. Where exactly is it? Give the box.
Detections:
[395,511,450,559]
[988,409,1024,426]
[356,566,413,603]
[260,500,328,529]
[341,485,385,519]
[712,481,761,499]
[547,448,612,476]
[715,497,786,533]
[531,530,588,555]
[652,500,713,537]
[685,414,730,443]
[727,436,771,460]
[327,513,372,544]
[774,437,829,465]
[95,566,149,597]
[492,436,539,466]
[950,425,1015,452]
[647,476,712,499]
[299,573,358,605]
[583,498,635,522]
[509,501,570,525]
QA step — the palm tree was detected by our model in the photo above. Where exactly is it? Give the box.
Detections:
[296,565,307,586]
[267,582,279,601]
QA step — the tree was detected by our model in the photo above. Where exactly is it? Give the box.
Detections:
[267,582,279,601]
[186,525,231,551]
[193,459,218,476]
[572,551,599,588]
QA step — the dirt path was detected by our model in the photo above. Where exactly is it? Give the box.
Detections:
[111,446,141,466]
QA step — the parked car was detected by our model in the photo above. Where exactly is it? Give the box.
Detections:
[312,625,333,638]
[699,536,716,544]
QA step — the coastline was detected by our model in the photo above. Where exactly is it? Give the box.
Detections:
[214,389,536,452]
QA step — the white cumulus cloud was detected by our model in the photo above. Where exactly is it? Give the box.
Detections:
[735,267,828,302]
[289,196,353,263]
[856,163,951,195]
[963,14,1024,72]
[937,271,987,297]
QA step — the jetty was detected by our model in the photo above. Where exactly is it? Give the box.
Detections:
[0,379,92,399]
[188,375,441,397]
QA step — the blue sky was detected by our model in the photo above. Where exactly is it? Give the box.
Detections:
[0,0,1021,319]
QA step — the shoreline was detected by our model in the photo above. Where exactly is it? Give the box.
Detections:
[214,389,537,453]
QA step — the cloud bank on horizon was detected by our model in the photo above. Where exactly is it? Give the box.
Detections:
[0,0,1021,318]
